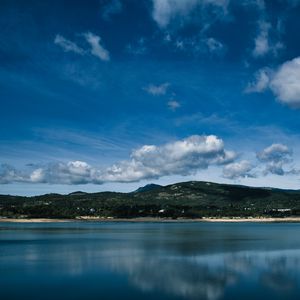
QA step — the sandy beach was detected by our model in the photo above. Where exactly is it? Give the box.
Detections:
[1,217,300,223]
[0,218,72,223]
[200,217,300,223]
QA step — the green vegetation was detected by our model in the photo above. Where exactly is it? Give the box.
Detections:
[1,181,300,219]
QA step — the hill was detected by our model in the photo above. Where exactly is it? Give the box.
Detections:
[133,183,162,193]
[1,181,300,219]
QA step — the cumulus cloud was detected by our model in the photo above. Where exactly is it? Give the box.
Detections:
[101,135,237,182]
[28,161,103,184]
[0,161,102,185]
[257,144,291,162]
[144,83,170,95]
[257,143,292,175]
[151,0,228,28]
[83,32,110,61]
[269,57,300,107]
[246,57,300,108]
[54,35,85,54]
[0,135,237,185]
[223,160,255,179]
[167,100,181,111]
[0,164,24,184]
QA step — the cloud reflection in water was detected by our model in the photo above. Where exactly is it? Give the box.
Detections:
[105,249,300,300]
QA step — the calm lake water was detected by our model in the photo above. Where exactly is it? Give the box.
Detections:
[1,222,300,300]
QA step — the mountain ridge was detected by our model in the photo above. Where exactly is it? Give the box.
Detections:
[1,180,300,219]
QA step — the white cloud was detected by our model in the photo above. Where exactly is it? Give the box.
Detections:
[29,161,101,185]
[252,21,270,57]
[247,57,300,108]
[54,33,110,62]
[152,0,197,28]
[83,32,110,61]
[144,83,170,95]
[175,40,184,49]
[245,68,271,93]
[54,34,85,54]
[252,19,284,58]
[0,164,24,184]
[257,143,291,162]
[270,57,300,107]
[167,34,226,57]
[205,37,224,53]
[151,0,228,28]
[257,143,292,175]
[0,135,237,184]
[101,135,237,182]
[168,100,181,111]
[164,33,172,42]
[4,139,300,184]
[30,168,45,183]
[0,161,102,185]
[223,160,254,179]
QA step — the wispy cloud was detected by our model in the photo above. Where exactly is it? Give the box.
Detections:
[101,0,123,21]
[205,37,224,54]
[126,38,147,55]
[167,100,181,111]
[252,17,284,58]
[245,68,271,93]
[151,0,228,28]
[252,21,271,57]
[144,83,170,96]
[54,34,85,54]
[54,32,110,61]
[164,34,226,57]
[83,32,110,61]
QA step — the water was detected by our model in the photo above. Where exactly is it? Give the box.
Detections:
[1,222,300,300]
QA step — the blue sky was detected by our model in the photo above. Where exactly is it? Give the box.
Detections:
[1,0,300,195]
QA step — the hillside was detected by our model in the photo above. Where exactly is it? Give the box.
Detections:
[1,181,300,219]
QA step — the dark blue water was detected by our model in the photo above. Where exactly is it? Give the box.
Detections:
[1,222,300,300]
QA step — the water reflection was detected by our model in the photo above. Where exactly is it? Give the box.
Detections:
[105,249,300,300]
[1,222,300,300]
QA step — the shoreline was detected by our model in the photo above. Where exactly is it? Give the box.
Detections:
[1,217,300,223]
[0,218,71,223]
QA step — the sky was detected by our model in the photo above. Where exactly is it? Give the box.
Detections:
[1,0,300,195]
